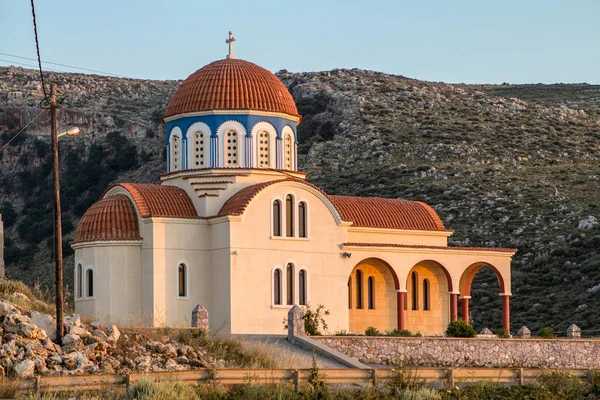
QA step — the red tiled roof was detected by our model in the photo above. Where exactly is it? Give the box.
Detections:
[218,179,289,217]
[329,195,446,231]
[343,243,517,253]
[74,195,140,243]
[109,183,199,219]
[164,59,299,119]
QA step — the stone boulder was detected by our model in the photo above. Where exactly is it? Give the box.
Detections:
[64,314,81,328]
[69,325,92,338]
[3,312,46,340]
[61,334,84,353]
[108,325,121,344]
[31,311,57,342]
[13,359,35,378]
[0,301,17,318]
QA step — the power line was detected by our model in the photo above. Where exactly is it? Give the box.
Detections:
[30,0,49,102]
[0,59,65,73]
[0,52,129,78]
[0,110,45,153]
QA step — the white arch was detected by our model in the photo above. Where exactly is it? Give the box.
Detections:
[216,120,247,168]
[185,122,211,169]
[251,121,277,168]
[281,125,296,170]
[169,127,182,172]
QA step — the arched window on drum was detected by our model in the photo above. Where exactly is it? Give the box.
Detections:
[170,131,181,172]
[257,130,271,168]
[225,130,239,166]
[192,131,207,168]
[284,134,293,170]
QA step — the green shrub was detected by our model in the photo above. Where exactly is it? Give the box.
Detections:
[539,370,586,399]
[538,326,555,339]
[303,304,330,336]
[387,329,414,337]
[496,328,510,338]
[365,326,380,336]
[445,319,477,338]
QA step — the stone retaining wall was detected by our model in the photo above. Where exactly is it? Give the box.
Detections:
[312,336,600,368]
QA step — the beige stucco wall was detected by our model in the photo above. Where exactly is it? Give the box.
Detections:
[74,242,141,326]
[405,264,449,334]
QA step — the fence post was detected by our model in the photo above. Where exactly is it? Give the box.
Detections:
[293,369,299,393]
[587,369,594,386]
[125,373,131,390]
[35,375,40,399]
[372,369,378,386]
[213,369,218,389]
[447,368,454,387]
[519,368,524,386]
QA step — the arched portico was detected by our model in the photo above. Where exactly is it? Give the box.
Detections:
[348,258,399,333]
[405,260,453,335]
[459,262,510,331]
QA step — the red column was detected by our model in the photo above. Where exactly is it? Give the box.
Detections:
[397,291,406,330]
[461,297,470,323]
[502,295,510,332]
[450,293,458,322]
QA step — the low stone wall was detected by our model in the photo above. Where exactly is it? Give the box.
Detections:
[312,336,600,368]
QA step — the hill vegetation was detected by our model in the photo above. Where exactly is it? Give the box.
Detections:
[1,65,600,333]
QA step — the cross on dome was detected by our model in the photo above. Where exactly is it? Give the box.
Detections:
[226,31,236,59]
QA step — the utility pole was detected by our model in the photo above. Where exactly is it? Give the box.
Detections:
[50,83,64,344]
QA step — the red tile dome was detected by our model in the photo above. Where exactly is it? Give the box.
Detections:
[74,195,141,243]
[164,59,299,119]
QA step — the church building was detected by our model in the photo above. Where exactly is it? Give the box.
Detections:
[72,34,516,335]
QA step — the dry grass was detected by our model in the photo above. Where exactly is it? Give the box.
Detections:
[0,279,55,315]
[237,338,319,369]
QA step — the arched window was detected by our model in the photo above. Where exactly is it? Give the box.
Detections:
[284,134,293,170]
[86,269,94,298]
[274,269,282,305]
[411,271,418,310]
[178,264,187,297]
[225,130,238,166]
[192,131,206,168]
[257,130,270,168]
[286,264,294,305]
[286,195,294,237]
[368,276,375,309]
[272,200,282,237]
[299,269,307,305]
[76,264,82,299]
[423,279,430,311]
[299,202,307,238]
[170,133,181,171]
[356,270,363,309]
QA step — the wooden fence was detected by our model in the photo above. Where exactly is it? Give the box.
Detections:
[16,367,598,395]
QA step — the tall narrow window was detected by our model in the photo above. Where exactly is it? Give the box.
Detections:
[274,269,282,305]
[178,264,187,297]
[299,202,307,238]
[356,270,363,309]
[368,276,375,309]
[285,195,294,237]
[170,133,181,171]
[272,200,282,237]
[86,269,94,298]
[284,134,293,170]
[77,264,82,299]
[348,278,352,309]
[411,271,418,310]
[423,279,430,311]
[225,130,238,166]
[258,131,270,167]
[193,131,206,167]
[299,270,307,305]
[286,264,294,305]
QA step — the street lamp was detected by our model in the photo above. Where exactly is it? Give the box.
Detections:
[57,127,80,139]
[50,84,81,345]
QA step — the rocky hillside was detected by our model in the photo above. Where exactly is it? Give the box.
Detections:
[2,65,600,334]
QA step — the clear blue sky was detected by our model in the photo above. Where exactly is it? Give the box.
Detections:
[1,0,598,84]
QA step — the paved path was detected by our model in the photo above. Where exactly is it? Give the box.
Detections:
[232,334,349,369]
